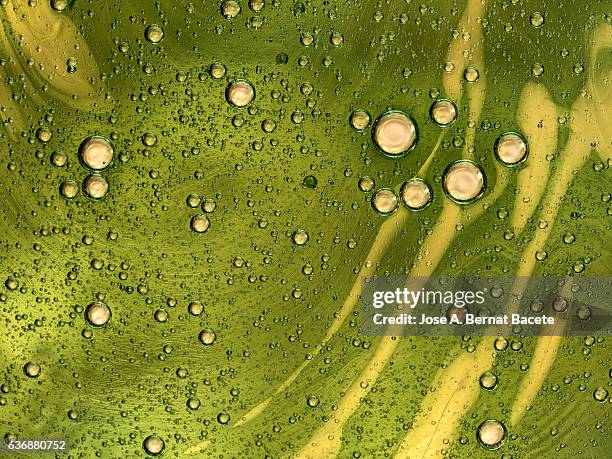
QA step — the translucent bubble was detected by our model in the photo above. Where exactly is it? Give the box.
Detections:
[221,0,241,19]
[494,132,528,167]
[199,329,216,345]
[154,309,168,322]
[292,229,309,246]
[201,198,216,213]
[400,178,432,211]
[143,435,165,456]
[249,0,265,12]
[302,175,317,189]
[50,0,68,12]
[330,31,344,47]
[349,110,371,131]
[50,150,67,167]
[371,189,399,215]
[593,387,608,402]
[186,193,201,208]
[83,174,109,200]
[188,301,204,316]
[477,420,506,450]
[262,119,276,133]
[306,395,320,407]
[145,24,164,44]
[190,215,210,234]
[226,80,255,108]
[36,127,52,143]
[531,63,544,77]
[372,110,418,157]
[530,12,545,28]
[210,62,227,79]
[60,180,79,199]
[187,397,201,410]
[494,337,508,351]
[78,136,114,171]
[217,412,230,424]
[142,132,157,147]
[442,160,486,204]
[552,296,568,313]
[301,31,314,46]
[463,67,480,83]
[430,99,458,127]
[85,301,111,327]
[479,371,498,390]
[23,362,41,378]
[358,176,375,192]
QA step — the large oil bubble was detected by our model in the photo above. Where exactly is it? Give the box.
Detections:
[372,110,418,158]
[442,160,486,204]
[145,24,164,44]
[400,178,432,211]
[494,132,528,167]
[476,420,506,450]
[190,215,210,234]
[85,301,111,327]
[79,136,114,171]
[23,362,41,378]
[429,99,458,127]
[226,80,255,108]
[371,189,399,215]
[83,174,109,200]
[143,435,165,456]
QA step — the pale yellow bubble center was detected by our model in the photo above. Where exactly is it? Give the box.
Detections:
[81,137,113,170]
[401,180,431,209]
[444,162,484,202]
[227,81,255,107]
[374,113,416,155]
[496,134,527,165]
[372,189,398,214]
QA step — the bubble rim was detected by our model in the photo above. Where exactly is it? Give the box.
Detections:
[429,98,458,128]
[400,177,433,211]
[371,109,419,159]
[78,135,114,172]
[476,419,507,450]
[441,159,487,205]
[370,188,400,216]
[225,78,256,108]
[493,131,529,168]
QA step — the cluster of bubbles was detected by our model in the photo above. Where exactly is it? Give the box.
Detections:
[59,136,113,200]
[186,193,216,234]
[350,97,529,214]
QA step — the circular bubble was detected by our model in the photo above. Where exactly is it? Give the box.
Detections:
[85,301,111,327]
[358,176,375,192]
[479,371,498,390]
[23,362,41,378]
[349,110,371,131]
[371,189,399,215]
[221,0,241,19]
[477,420,506,450]
[188,301,204,316]
[494,132,528,167]
[226,80,255,108]
[50,150,67,167]
[217,412,230,424]
[190,215,210,234]
[143,435,165,456]
[464,67,480,82]
[210,62,227,79]
[292,229,309,246]
[442,160,486,204]
[36,127,52,143]
[530,12,545,28]
[50,0,68,12]
[400,178,432,211]
[79,136,114,171]
[83,174,109,200]
[371,110,418,157]
[199,328,217,345]
[145,24,164,44]
[60,180,79,199]
[430,99,458,127]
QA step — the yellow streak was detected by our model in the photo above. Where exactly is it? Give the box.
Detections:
[512,82,558,233]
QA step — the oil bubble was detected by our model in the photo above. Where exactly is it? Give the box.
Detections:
[78,136,114,171]
[477,420,506,450]
[371,189,399,215]
[430,99,457,127]
[145,24,164,44]
[221,0,241,19]
[372,110,418,157]
[349,110,371,131]
[143,435,165,456]
[23,362,41,378]
[494,132,528,167]
[442,160,486,204]
[226,80,255,107]
[85,301,111,327]
[400,178,432,211]
[83,174,109,200]
[60,180,79,199]
[199,328,217,345]
[292,229,309,246]
[190,215,210,234]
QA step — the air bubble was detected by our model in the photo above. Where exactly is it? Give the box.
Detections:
[143,435,165,456]
[190,215,210,233]
[145,24,164,44]
[442,160,486,204]
[372,110,418,157]
[78,136,114,171]
[210,62,227,79]
[477,420,506,450]
[292,229,309,246]
[85,301,112,327]
[221,0,241,19]
[400,178,432,211]
[358,176,375,192]
[83,174,109,200]
[430,99,457,127]
[60,180,79,199]
[226,80,255,107]
[371,189,399,215]
[349,110,371,131]
[494,132,528,167]
[463,67,480,83]
[199,329,217,345]
[23,362,41,378]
